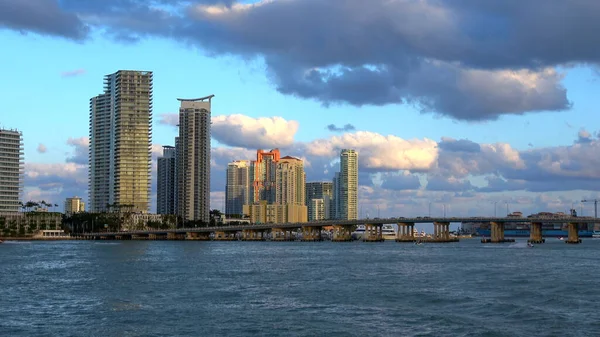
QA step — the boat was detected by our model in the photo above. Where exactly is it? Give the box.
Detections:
[527,243,534,248]
[382,224,396,241]
[351,225,365,240]
[558,237,564,241]
[0,240,3,244]
[593,231,600,239]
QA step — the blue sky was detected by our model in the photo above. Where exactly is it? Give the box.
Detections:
[2,0,600,217]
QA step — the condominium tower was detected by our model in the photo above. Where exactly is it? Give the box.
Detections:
[306,182,333,221]
[157,145,176,215]
[226,160,252,216]
[335,149,358,220]
[252,149,280,203]
[0,128,24,213]
[177,96,213,223]
[64,196,85,216]
[275,156,306,206]
[89,70,153,213]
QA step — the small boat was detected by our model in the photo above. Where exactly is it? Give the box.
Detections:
[558,237,564,241]
[527,243,534,248]
[592,231,600,239]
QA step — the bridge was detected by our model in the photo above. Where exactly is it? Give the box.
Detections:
[79,216,600,244]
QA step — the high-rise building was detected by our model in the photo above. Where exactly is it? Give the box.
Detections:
[226,160,252,216]
[0,128,24,213]
[335,149,358,220]
[64,196,85,216]
[252,149,280,203]
[89,70,153,213]
[332,172,340,219]
[176,95,213,223]
[275,156,306,206]
[157,145,176,214]
[306,182,333,221]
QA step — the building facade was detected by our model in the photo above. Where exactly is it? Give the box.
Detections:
[157,145,176,214]
[252,149,280,203]
[64,196,85,216]
[176,96,213,223]
[275,156,306,206]
[226,160,252,216]
[243,201,307,224]
[306,182,333,221]
[89,70,153,213]
[336,149,358,220]
[0,128,23,213]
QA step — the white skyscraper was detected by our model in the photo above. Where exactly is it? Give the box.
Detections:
[177,95,213,223]
[226,160,252,216]
[0,128,24,213]
[275,156,306,206]
[336,149,358,220]
[89,70,153,213]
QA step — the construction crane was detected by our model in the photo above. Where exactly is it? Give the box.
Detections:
[581,199,599,218]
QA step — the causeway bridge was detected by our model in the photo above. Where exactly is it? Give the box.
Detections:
[80,216,600,244]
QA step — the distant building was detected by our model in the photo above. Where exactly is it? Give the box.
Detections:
[252,149,280,203]
[335,149,358,220]
[306,182,333,221]
[275,156,306,206]
[0,128,24,213]
[177,96,213,223]
[157,145,176,215]
[89,70,153,213]
[226,160,253,216]
[243,201,307,224]
[65,197,85,216]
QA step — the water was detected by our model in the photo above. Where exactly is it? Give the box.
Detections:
[1,239,599,336]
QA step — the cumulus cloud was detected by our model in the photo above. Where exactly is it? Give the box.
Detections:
[327,124,356,132]
[37,143,48,154]
[212,114,299,149]
[61,68,86,77]
[4,0,598,119]
[66,137,89,164]
[305,131,438,171]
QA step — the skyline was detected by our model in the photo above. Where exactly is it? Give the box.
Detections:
[2,1,600,217]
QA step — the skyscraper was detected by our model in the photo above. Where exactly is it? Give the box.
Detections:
[177,95,213,223]
[275,156,306,206]
[157,145,176,214]
[89,70,153,213]
[335,149,358,220]
[252,149,280,203]
[226,160,252,216]
[0,128,23,213]
[306,182,333,221]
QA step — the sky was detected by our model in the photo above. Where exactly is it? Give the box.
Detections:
[2,0,600,218]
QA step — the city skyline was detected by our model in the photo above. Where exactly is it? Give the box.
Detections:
[3,1,600,217]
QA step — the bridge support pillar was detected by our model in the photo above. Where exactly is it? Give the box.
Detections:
[332,225,352,242]
[302,226,322,241]
[272,228,293,241]
[482,222,514,243]
[396,222,415,242]
[528,222,545,244]
[432,222,458,243]
[186,232,210,241]
[364,224,383,242]
[242,229,264,241]
[566,223,582,244]
[214,231,236,241]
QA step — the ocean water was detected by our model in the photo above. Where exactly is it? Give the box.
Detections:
[1,239,599,337]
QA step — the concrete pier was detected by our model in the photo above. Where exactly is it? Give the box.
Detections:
[364,224,383,242]
[241,229,265,241]
[396,222,416,242]
[186,232,210,241]
[302,226,322,241]
[272,228,294,241]
[566,223,582,244]
[484,221,515,243]
[528,222,545,244]
[332,225,352,242]
[214,231,237,241]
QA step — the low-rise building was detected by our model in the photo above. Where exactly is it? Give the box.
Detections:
[65,197,85,216]
[243,201,307,224]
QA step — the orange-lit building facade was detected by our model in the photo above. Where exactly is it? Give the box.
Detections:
[252,148,280,203]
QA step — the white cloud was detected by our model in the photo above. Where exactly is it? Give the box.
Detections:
[37,143,47,153]
[212,114,299,149]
